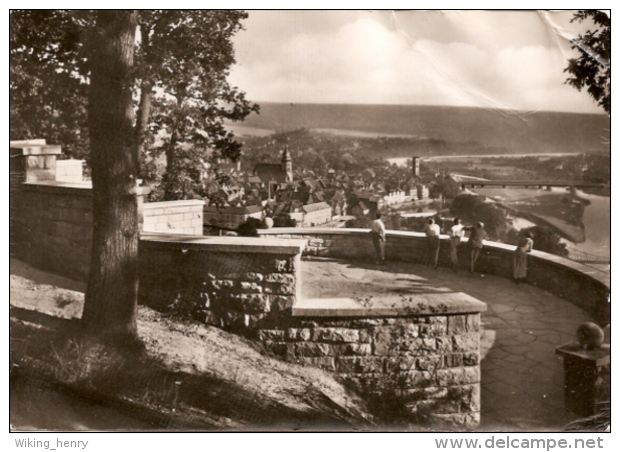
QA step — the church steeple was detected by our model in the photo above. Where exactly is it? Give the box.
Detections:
[281,146,293,182]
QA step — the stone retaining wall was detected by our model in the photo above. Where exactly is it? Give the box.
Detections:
[10,138,206,281]
[259,228,610,325]
[14,182,94,281]
[258,295,486,428]
[138,234,306,332]
[10,141,61,257]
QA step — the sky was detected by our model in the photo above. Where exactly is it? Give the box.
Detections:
[229,10,605,114]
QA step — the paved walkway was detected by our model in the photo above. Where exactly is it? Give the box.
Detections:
[301,257,594,431]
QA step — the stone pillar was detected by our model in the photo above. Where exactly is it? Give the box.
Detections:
[10,140,62,257]
[10,140,62,183]
[556,343,611,416]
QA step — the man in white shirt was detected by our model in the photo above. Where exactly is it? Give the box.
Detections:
[424,218,441,268]
[449,217,465,272]
[369,213,386,264]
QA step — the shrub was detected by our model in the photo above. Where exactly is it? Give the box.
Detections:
[237,217,262,237]
[521,226,569,257]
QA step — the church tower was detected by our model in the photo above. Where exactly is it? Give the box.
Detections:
[412,156,420,178]
[281,146,293,182]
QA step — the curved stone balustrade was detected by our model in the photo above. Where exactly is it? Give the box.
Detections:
[258,228,610,325]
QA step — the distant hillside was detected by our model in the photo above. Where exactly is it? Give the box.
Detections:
[237,103,609,156]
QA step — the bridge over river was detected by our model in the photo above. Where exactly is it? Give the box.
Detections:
[459,180,605,191]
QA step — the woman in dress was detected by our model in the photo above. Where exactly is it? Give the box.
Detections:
[513,231,534,283]
[424,218,441,268]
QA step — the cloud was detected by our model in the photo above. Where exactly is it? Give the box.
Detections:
[229,11,602,113]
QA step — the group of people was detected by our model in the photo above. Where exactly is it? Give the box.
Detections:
[425,217,487,274]
[369,213,534,281]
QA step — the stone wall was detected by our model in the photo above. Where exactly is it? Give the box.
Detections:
[14,181,94,281]
[259,228,610,325]
[257,295,486,428]
[55,159,84,183]
[10,141,61,257]
[142,200,204,235]
[138,233,306,332]
[10,137,206,280]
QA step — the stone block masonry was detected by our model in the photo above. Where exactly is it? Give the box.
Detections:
[55,159,84,183]
[14,182,95,281]
[142,199,204,235]
[10,138,207,280]
[257,295,486,428]
[12,180,151,282]
[138,234,306,333]
[10,141,61,257]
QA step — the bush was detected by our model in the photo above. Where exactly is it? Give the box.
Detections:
[344,217,371,228]
[450,194,508,241]
[237,217,262,237]
[521,226,569,257]
[428,176,460,200]
[273,214,297,228]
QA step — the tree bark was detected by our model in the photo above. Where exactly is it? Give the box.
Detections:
[82,11,140,342]
[163,130,178,200]
[135,25,153,157]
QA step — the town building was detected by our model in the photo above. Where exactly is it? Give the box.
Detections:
[301,202,332,227]
[253,146,294,192]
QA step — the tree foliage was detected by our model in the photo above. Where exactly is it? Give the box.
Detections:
[450,194,508,241]
[564,10,610,115]
[134,11,259,200]
[520,226,569,257]
[11,10,256,341]
[428,175,460,200]
[273,214,298,228]
[237,217,262,237]
[10,10,90,158]
[10,10,258,198]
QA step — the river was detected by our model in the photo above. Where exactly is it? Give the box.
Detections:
[573,191,611,259]
[387,154,609,259]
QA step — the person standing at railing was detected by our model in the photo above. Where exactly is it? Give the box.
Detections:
[449,217,465,272]
[369,213,386,264]
[424,218,441,268]
[513,231,534,283]
[469,222,487,273]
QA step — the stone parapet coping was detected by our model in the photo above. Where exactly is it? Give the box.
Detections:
[555,343,610,366]
[10,139,48,147]
[21,180,94,195]
[293,293,487,318]
[141,232,306,255]
[10,144,62,155]
[143,199,205,209]
[21,180,151,197]
[258,228,611,290]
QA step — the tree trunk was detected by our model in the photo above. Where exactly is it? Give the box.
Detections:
[135,80,153,155]
[82,11,140,343]
[135,25,153,157]
[163,131,178,200]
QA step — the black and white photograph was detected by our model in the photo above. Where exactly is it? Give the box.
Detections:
[9,8,611,442]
